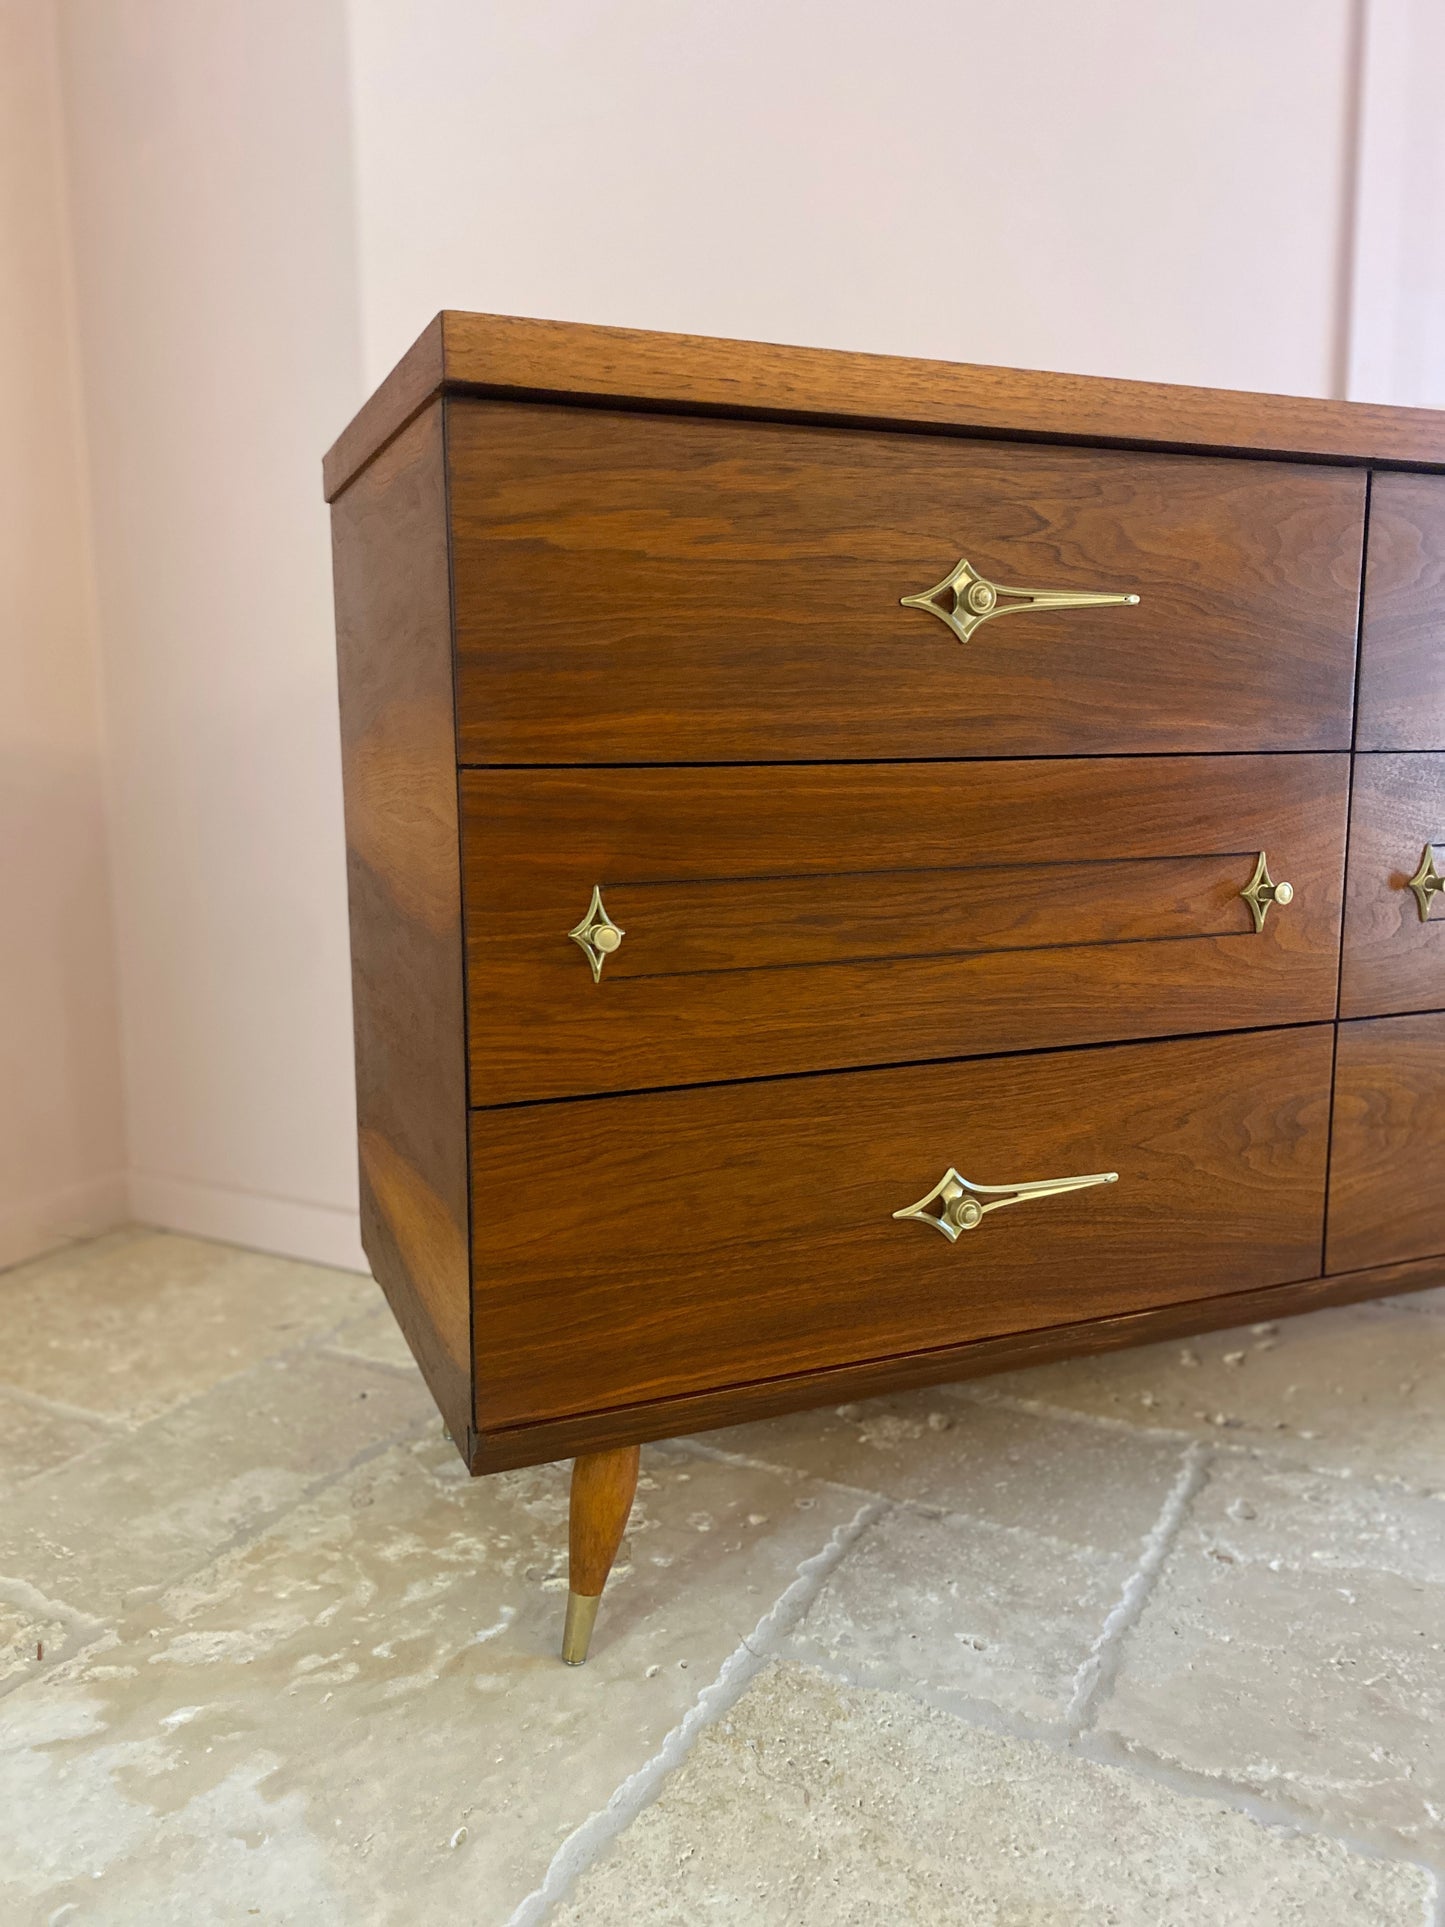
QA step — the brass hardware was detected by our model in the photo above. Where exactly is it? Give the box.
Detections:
[561,1591,602,1665]
[568,885,625,982]
[900,554,1140,646]
[893,1166,1119,1242]
[1239,851,1294,933]
[1407,843,1444,923]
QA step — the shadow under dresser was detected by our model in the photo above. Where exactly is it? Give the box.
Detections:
[325,314,1445,1663]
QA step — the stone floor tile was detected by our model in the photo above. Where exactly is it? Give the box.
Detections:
[321,1298,422,1375]
[0,1439,868,1927]
[0,1352,432,1623]
[0,1389,100,1491]
[971,1301,1445,1491]
[1096,1456,1445,1856]
[1395,1285,1445,1316]
[0,1229,374,1424]
[787,1488,1173,1726]
[700,1387,1186,1543]
[0,1595,74,1691]
[744,1396,1190,1725]
[550,1662,1431,1927]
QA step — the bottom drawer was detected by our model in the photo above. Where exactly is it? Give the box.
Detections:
[1328,1012,1445,1273]
[472,1027,1333,1426]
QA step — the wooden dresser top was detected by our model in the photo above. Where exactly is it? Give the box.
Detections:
[323,310,1445,502]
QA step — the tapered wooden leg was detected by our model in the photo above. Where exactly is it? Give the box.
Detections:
[562,1445,641,1665]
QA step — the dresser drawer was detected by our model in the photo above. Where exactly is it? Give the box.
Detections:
[1340,754,1445,1017]
[471,1027,1333,1424]
[1358,474,1445,750]
[1327,1013,1445,1272]
[463,755,1347,1104]
[449,402,1363,764]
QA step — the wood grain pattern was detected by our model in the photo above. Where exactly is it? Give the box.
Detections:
[468,1252,1445,1472]
[463,757,1349,1103]
[1340,754,1445,1017]
[322,315,444,506]
[449,402,1362,763]
[331,402,472,1445]
[1327,1012,1445,1273]
[323,310,1445,502]
[1358,473,1445,750]
[569,1446,641,1599]
[471,1027,1333,1428]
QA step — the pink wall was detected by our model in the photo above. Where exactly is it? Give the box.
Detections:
[55,0,366,1267]
[0,0,125,1268]
[5,0,1441,1272]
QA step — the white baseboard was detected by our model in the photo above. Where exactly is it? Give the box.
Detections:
[128,1171,370,1274]
[0,1171,130,1273]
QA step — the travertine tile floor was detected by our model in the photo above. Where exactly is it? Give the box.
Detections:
[0,1230,1440,1925]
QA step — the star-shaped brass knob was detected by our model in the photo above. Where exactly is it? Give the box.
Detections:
[568,885,625,982]
[1239,851,1294,933]
[1407,843,1444,924]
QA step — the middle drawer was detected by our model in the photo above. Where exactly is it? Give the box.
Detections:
[463,756,1348,1104]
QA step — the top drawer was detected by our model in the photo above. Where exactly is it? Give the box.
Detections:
[1358,473,1445,750]
[448,401,1364,764]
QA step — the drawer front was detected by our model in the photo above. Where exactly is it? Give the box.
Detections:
[449,402,1363,764]
[1340,754,1445,1017]
[464,756,1348,1104]
[472,1027,1333,1424]
[1358,474,1445,750]
[1327,1013,1445,1272]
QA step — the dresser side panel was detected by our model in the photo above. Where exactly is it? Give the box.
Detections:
[331,401,472,1438]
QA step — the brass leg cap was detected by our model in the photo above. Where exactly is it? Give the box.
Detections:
[561,1590,602,1666]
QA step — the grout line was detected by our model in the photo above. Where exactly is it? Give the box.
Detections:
[1065,1441,1210,1734]
[787,1637,1445,1901]
[0,1338,424,1511]
[0,1414,436,1707]
[0,1224,148,1283]
[314,1343,424,1383]
[674,1434,1172,1562]
[755,1586,1445,1902]
[781,1643,1072,1748]
[0,1381,131,1430]
[677,1376,1445,1511]
[1074,1726,1445,1899]
[951,1380,1204,1445]
[955,1380,1445,1501]
[0,1575,110,1703]
[504,1495,888,1927]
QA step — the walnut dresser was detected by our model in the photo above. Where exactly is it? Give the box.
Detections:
[325,313,1445,1664]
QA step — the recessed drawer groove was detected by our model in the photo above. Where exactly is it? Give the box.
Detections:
[463,755,1348,1104]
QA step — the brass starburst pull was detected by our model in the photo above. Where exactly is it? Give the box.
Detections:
[1239,852,1294,934]
[1407,843,1444,923]
[900,554,1140,646]
[892,1166,1119,1243]
[568,885,624,982]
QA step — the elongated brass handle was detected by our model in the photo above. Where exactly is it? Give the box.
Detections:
[893,1166,1119,1242]
[900,553,1139,646]
[1407,843,1444,923]
[1239,851,1294,933]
